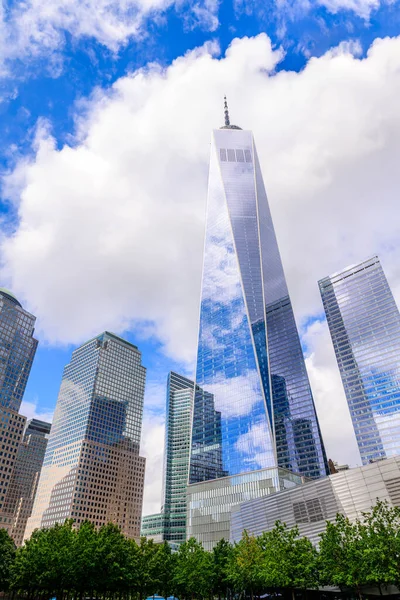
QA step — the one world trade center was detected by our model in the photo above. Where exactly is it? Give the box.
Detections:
[189,102,328,486]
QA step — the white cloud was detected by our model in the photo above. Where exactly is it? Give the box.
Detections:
[315,0,379,18]
[3,33,400,468]
[303,319,362,467]
[144,380,168,413]
[0,0,219,76]
[20,396,54,424]
[140,411,165,515]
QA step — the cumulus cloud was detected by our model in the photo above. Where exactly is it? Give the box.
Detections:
[2,33,400,467]
[0,0,219,76]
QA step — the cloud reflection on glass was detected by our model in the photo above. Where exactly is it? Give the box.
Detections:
[189,128,328,484]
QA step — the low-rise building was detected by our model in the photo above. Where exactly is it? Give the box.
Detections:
[141,512,164,542]
[186,467,304,550]
[230,456,400,545]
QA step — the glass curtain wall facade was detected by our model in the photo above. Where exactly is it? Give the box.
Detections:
[141,512,164,542]
[187,466,303,550]
[190,125,327,483]
[319,257,400,465]
[162,372,194,543]
[25,332,146,540]
[0,288,38,534]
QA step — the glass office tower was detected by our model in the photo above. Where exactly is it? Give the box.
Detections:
[319,256,400,465]
[25,332,146,540]
[141,371,222,545]
[189,112,327,483]
[0,288,38,413]
[0,288,38,534]
[162,372,194,543]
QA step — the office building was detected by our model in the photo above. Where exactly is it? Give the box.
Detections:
[319,257,400,465]
[189,103,327,483]
[162,372,194,543]
[141,512,164,542]
[25,332,146,540]
[230,456,400,546]
[0,288,38,533]
[187,466,304,550]
[186,104,328,548]
[141,372,199,545]
[3,419,51,545]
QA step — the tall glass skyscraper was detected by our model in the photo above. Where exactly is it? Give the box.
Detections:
[189,107,327,483]
[25,331,146,540]
[141,371,221,545]
[0,288,38,413]
[162,372,194,543]
[0,288,38,534]
[319,256,400,465]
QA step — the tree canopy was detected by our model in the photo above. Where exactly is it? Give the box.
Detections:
[1,500,400,600]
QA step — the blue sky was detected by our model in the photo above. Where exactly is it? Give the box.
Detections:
[2,0,400,512]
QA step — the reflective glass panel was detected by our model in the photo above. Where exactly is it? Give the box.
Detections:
[319,257,400,465]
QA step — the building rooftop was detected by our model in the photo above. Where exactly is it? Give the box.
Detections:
[0,287,22,308]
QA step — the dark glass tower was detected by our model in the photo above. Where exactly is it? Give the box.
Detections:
[319,256,400,465]
[189,111,327,482]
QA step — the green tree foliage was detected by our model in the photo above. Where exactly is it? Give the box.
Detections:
[318,513,367,598]
[95,522,132,597]
[358,500,400,591]
[173,537,213,600]
[153,541,175,600]
[0,528,15,592]
[5,502,400,600]
[72,520,99,599]
[226,530,263,600]
[130,537,159,600]
[212,538,232,600]
[258,521,318,597]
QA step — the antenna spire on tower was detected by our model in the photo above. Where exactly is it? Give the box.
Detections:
[224,96,230,127]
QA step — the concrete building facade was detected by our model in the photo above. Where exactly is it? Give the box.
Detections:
[3,418,51,545]
[186,467,304,550]
[230,456,400,545]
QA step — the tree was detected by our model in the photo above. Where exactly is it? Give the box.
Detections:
[212,539,232,600]
[318,513,366,599]
[226,531,263,600]
[153,541,175,600]
[130,537,159,600]
[359,500,400,592]
[72,520,99,600]
[173,537,213,600]
[259,521,317,599]
[95,522,131,597]
[12,520,76,600]
[0,528,16,592]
